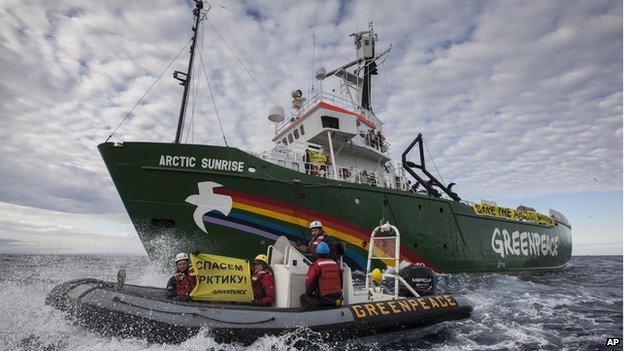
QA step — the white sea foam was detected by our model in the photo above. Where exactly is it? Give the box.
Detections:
[0,255,621,350]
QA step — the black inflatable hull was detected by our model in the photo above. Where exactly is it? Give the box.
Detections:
[46,279,472,344]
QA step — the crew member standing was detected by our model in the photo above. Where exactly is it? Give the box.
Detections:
[251,254,275,306]
[307,220,345,261]
[166,253,197,301]
[300,242,343,309]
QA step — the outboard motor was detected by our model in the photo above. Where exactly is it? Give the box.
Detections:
[399,265,436,296]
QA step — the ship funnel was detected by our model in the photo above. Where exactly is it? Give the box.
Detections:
[315,67,327,80]
[268,105,286,123]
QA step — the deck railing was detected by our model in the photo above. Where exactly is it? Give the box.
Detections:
[254,149,410,191]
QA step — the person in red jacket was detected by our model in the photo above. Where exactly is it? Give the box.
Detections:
[166,253,197,301]
[251,254,275,306]
[300,242,343,309]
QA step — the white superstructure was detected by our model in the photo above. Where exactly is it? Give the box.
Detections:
[260,24,411,191]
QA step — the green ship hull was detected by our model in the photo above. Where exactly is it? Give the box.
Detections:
[99,141,572,273]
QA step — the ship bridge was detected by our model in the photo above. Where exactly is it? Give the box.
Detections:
[259,91,408,191]
[257,23,411,191]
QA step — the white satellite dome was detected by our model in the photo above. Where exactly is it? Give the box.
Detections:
[268,105,285,123]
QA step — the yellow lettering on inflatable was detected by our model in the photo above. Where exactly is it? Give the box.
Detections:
[428,297,440,308]
[364,304,379,316]
[444,295,457,306]
[189,253,253,302]
[376,302,390,315]
[351,296,459,319]
[472,203,555,227]
[398,300,412,312]
[435,296,448,307]
[417,298,431,310]
[351,305,367,318]
[388,301,402,313]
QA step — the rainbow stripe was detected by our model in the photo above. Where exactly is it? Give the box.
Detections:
[203,189,432,269]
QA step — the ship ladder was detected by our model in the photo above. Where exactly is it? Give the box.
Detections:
[364,222,421,298]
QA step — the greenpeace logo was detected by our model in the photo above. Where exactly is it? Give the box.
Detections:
[491,228,559,258]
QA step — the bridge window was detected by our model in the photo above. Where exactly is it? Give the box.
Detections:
[300,125,305,135]
[288,134,294,143]
[294,129,300,139]
[321,116,339,129]
[282,137,287,145]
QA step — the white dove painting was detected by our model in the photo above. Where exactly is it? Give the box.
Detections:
[185,181,233,233]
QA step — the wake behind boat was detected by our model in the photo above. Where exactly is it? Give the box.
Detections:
[46,224,472,344]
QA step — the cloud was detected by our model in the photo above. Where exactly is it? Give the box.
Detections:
[0,0,621,252]
[0,201,145,254]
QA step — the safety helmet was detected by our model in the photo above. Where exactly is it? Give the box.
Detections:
[371,268,383,284]
[254,254,268,264]
[316,241,330,254]
[309,220,323,229]
[174,253,189,263]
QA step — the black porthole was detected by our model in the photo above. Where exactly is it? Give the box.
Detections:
[439,207,444,213]
[361,241,367,248]
[417,204,422,210]
[443,243,448,250]
[413,242,419,248]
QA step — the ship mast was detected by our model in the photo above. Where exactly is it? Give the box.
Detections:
[316,23,387,117]
[351,22,378,112]
[174,0,203,144]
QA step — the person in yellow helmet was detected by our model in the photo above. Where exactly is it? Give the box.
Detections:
[251,254,274,306]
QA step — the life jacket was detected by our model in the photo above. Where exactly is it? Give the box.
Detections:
[314,259,342,297]
[308,233,327,257]
[252,269,271,299]
[173,266,196,297]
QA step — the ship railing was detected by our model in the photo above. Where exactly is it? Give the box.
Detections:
[255,151,411,191]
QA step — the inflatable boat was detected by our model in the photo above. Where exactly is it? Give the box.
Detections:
[46,224,472,344]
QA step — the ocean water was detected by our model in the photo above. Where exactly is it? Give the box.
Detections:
[0,254,621,351]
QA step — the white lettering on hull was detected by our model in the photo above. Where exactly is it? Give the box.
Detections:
[491,228,559,258]
[159,155,245,173]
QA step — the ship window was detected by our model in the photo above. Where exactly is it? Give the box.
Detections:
[321,116,339,129]
[288,134,294,143]
[291,162,299,171]
[282,138,287,145]
[300,125,305,135]
[293,129,300,139]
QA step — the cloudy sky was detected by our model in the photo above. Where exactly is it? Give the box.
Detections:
[0,0,621,256]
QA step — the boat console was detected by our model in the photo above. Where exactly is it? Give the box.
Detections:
[266,222,421,308]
